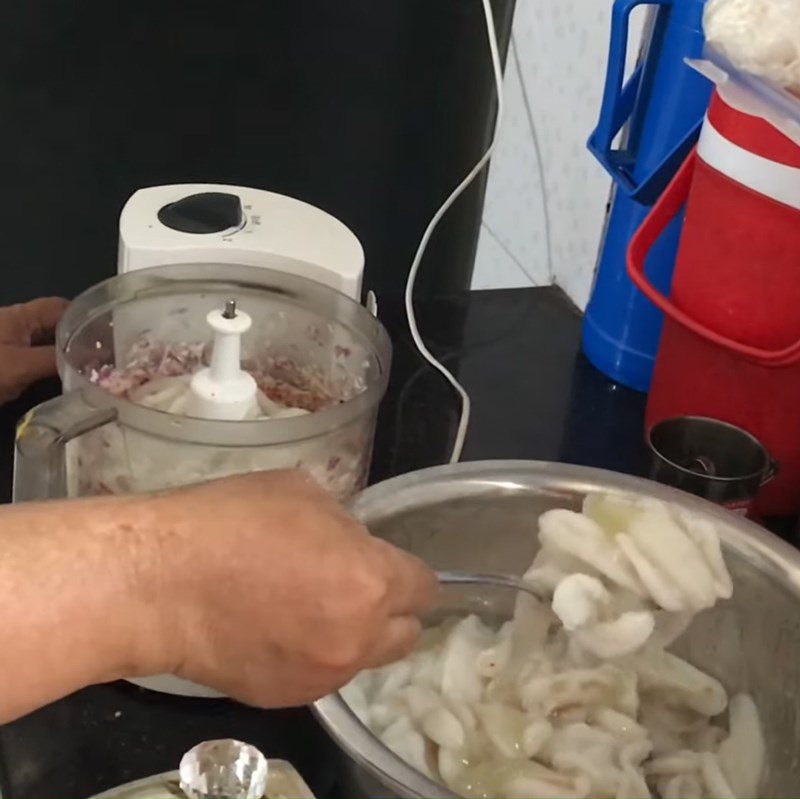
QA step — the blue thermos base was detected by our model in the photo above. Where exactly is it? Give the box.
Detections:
[582,309,658,393]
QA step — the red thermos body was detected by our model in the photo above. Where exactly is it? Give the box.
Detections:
[628,91,800,516]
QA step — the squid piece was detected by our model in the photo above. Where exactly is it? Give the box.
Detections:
[520,664,637,717]
[646,750,703,777]
[538,510,647,596]
[716,694,765,798]
[701,752,737,799]
[590,707,649,743]
[451,759,590,799]
[687,723,726,753]
[408,648,445,690]
[379,716,435,779]
[582,492,648,536]
[524,547,600,596]
[541,723,622,796]
[552,574,611,631]
[616,768,652,799]
[436,718,499,791]
[634,651,728,716]
[373,660,414,701]
[657,774,705,799]
[473,703,528,758]
[438,746,469,788]
[511,591,556,651]
[440,615,495,705]
[626,508,719,611]
[647,727,686,758]
[421,706,465,750]
[521,718,554,758]
[549,572,653,660]
[615,757,651,799]
[344,667,373,700]
[616,534,687,612]
[403,684,442,723]
[476,632,513,679]
[488,595,555,704]
[503,765,591,799]
[574,611,656,659]
[447,700,480,734]
[613,666,641,718]
[640,699,710,759]
[649,750,736,799]
[370,698,409,731]
[617,739,653,799]
[669,507,733,600]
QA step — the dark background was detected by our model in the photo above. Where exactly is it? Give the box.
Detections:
[0,0,514,305]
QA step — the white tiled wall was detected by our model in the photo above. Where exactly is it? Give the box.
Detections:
[473,1,646,308]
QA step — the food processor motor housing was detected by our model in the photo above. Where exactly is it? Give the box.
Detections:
[118,184,365,299]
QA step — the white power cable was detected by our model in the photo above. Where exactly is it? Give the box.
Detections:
[403,0,505,464]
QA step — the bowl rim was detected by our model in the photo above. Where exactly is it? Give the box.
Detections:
[313,459,800,799]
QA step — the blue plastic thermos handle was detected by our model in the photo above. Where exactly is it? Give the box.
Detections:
[582,0,712,392]
[589,0,664,192]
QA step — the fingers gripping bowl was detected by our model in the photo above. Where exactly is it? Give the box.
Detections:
[313,461,800,798]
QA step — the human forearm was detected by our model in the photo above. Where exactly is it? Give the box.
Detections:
[0,495,170,723]
[0,471,436,722]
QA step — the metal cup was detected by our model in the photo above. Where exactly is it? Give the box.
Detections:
[647,417,778,516]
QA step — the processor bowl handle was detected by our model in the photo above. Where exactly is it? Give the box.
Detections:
[14,391,117,503]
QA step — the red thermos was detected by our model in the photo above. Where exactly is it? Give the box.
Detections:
[628,90,800,516]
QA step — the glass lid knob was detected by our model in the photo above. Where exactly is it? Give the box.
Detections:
[179,739,268,799]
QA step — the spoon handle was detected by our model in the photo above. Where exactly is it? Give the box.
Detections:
[436,570,541,599]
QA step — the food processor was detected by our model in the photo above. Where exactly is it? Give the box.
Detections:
[12,186,391,697]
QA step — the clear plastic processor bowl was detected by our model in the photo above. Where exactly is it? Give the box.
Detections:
[14,263,391,504]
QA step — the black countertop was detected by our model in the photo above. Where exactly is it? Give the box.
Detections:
[0,285,779,798]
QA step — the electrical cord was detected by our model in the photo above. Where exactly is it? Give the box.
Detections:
[403,0,505,464]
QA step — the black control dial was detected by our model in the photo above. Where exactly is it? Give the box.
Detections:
[157,192,244,234]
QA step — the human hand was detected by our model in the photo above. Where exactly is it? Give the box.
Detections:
[0,298,69,403]
[139,471,438,707]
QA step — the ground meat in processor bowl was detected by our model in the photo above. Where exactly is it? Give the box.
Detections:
[68,335,372,500]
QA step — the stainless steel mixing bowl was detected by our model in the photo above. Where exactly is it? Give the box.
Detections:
[313,460,800,798]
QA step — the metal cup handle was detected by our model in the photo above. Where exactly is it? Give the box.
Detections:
[762,459,780,487]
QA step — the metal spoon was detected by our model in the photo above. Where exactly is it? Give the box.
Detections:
[437,570,542,600]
